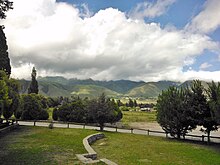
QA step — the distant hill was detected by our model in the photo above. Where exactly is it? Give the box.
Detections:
[19,76,211,99]
[126,81,179,98]
[70,85,121,98]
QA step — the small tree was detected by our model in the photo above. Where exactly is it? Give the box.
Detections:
[87,93,122,131]
[28,67,39,94]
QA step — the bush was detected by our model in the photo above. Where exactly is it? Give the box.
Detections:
[52,108,58,121]
[38,110,49,120]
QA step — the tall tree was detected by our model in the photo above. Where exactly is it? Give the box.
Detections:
[28,67,39,94]
[0,0,13,76]
[0,25,11,76]
[157,86,196,139]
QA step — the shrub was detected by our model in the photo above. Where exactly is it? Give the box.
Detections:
[52,108,58,121]
[38,110,49,120]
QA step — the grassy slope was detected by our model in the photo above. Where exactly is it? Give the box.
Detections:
[93,132,220,165]
[126,83,161,98]
[71,85,121,98]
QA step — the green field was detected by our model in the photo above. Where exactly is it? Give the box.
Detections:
[1,126,220,164]
[0,126,98,164]
[121,111,157,127]
[93,132,220,165]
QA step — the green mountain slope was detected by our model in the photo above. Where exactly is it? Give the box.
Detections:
[126,81,179,98]
[71,85,121,98]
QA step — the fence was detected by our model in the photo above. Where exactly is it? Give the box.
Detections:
[2,119,220,144]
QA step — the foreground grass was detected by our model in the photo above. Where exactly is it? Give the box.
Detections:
[121,111,157,126]
[93,132,220,165]
[0,126,99,165]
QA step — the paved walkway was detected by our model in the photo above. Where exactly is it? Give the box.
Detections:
[17,121,220,143]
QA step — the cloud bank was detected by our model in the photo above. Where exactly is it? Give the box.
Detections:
[1,0,220,82]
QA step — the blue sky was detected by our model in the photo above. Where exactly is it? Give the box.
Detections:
[2,0,220,82]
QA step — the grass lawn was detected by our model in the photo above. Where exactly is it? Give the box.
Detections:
[121,111,157,127]
[0,126,100,165]
[93,132,220,165]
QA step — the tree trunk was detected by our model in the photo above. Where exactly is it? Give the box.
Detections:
[207,130,210,144]
[100,123,104,131]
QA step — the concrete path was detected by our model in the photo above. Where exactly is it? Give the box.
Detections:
[17,121,220,143]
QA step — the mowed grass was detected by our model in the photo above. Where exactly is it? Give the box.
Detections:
[0,126,100,165]
[93,132,220,165]
[121,111,157,125]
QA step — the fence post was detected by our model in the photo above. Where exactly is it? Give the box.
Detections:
[116,127,118,132]
[83,123,85,129]
[131,128,133,134]
[67,123,69,128]
[202,135,204,142]
[147,129,150,136]
[34,120,36,126]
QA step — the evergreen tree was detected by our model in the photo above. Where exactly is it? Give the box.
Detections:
[0,0,13,76]
[28,67,39,94]
[0,26,11,76]
[207,81,220,124]
[157,86,196,139]
[87,93,122,131]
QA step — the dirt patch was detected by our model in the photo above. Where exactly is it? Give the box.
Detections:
[129,122,163,131]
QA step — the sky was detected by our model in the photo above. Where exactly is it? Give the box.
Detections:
[1,0,220,82]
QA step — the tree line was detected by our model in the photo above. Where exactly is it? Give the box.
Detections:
[156,80,220,142]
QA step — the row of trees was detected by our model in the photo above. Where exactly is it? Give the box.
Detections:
[53,93,123,131]
[157,80,220,142]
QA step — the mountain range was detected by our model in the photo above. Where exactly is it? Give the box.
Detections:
[19,76,201,99]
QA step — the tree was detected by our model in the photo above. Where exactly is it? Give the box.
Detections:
[128,98,134,107]
[0,70,12,122]
[3,78,20,121]
[0,72,10,118]
[0,0,13,76]
[28,67,39,94]
[157,86,196,139]
[207,81,220,124]
[21,94,48,120]
[0,0,13,19]
[87,93,122,131]
[0,26,11,76]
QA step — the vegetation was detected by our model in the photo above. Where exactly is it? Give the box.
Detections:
[0,126,98,164]
[21,94,49,120]
[93,132,220,165]
[54,94,123,131]
[87,94,122,131]
[0,0,13,76]
[156,80,219,140]
[28,67,39,94]
[121,111,157,126]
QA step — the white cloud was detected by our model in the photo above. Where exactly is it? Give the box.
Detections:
[1,0,220,82]
[199,62,212,70]
[129,0,176,19]
[185,0,220,34]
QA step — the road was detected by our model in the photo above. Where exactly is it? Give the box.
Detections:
[17,121,220,143]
